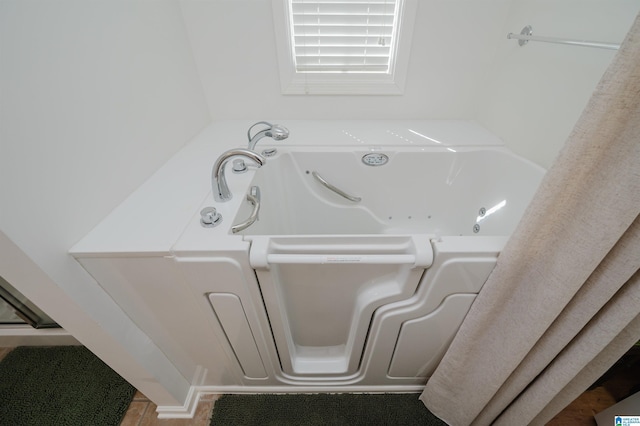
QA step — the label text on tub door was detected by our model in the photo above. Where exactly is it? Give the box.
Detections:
[325,256,364,263]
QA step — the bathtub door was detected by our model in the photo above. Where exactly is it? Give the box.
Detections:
[247,235,433,378]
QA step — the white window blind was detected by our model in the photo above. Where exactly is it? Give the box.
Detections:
[290,0,399,74]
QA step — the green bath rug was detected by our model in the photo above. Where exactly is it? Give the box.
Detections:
[210,393,447,426]
[0,346,136,425]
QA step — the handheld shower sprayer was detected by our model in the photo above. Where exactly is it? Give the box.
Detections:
[247,121,290,151]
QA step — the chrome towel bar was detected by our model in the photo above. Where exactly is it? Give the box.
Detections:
[507,25,620,50]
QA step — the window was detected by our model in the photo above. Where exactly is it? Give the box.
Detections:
[272,0,417,95]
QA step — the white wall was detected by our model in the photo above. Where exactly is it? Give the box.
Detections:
[477,0,640,168]
[0,0,211,405]
[180,0,511,120]
[181,0,639,167]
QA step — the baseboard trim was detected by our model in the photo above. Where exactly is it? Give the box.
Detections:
[194,384,425,394]
[155,383,425,419]
[155,366,207,419]
[0,326,80,346]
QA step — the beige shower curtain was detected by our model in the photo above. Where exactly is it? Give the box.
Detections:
[421,13,640,426]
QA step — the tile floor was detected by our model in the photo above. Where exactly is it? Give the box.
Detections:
[0,347,13,363]
[120,391,219,426]
[1,345,638,425]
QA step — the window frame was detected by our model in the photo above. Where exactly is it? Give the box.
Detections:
[272,0,417,95]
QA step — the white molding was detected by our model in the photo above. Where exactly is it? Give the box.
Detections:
[155,388,201,419]
[194,384,425,394]
[154,381,426,419]
[0,326,80,346]
[272,0,418,95]
[155,366,208,419]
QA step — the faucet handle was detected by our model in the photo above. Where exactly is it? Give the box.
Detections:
[232,158,247,173]
[200,207,222,228]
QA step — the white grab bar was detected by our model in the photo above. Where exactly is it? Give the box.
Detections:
[248,235,434,269]
[266,254,417,264]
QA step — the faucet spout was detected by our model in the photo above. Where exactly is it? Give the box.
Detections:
[212,148,265,202]
[247,121,289,151]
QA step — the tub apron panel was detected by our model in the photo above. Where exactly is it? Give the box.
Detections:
[248,235,433,378]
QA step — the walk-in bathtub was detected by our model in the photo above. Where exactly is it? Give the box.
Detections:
[71,121,546,400]
[221,142,544,383]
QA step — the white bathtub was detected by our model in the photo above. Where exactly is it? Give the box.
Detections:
[223,143,544,382]
[71,121,546,396]
[233,147,542,237]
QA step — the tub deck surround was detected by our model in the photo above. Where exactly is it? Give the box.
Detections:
[70,120,502,255]
[69,120,545,413]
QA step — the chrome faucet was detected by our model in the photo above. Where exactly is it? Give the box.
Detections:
[247,121,289,151]
[212,149,266,202]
